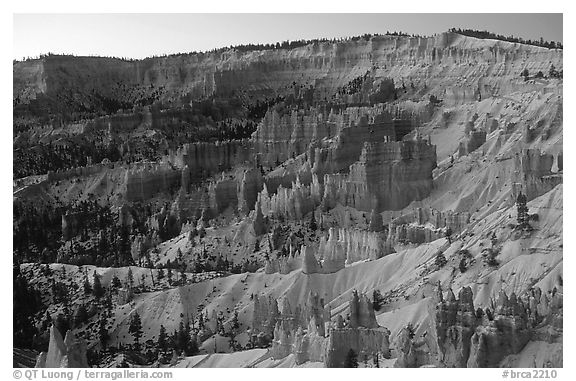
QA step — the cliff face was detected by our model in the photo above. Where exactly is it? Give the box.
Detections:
[124,162,181,202]
[167,140,254,179]
[14,33,562,114]
[322,138,436,212]
[512,149,562,202]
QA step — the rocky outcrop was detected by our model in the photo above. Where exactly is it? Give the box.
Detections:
[36,326,88,368]
[167,140,253,180]
[251,294,280,338]
[435,283,562,368]
[435,286,478,367]
[387,206,471,246]
[254,104,410,168]
[252,199,267,236]
[458,130,486,156]
[512,149,562,202]
[15,33,562,120]
[299,227,388,275]
[394,325,433,368]
[349,290,378,328]
[325,327,391,367]
[268,290,390,367]
[238,168,264,215]
[259,175,322,220]
[321,137,436,212]
[264,249,302,275]
[368,209,383,232]
[124,162,181,202]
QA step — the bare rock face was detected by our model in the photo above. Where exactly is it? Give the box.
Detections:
[435,284,562,368]
[15,33,561,120]
[512,149,562,202]
[61,212,80,241]
[458,130,487,157]
[124,162,181,202]
[166,140,253,179]
[435,286,479,367]
[238,168,264,215]
[180,165,191,194]
[387,207,470,246]
[37,326,88,368]
[325,327,391,367]
[349,290,378,329]
[368,209,383,232]
[251,294,280,338]
[321,138,437,212]
[394,326,433,368]
[264,249,301,274]
[301,245,321,274]
[268,290,390,367]
[252,199,267,236]
[467,291,531,368]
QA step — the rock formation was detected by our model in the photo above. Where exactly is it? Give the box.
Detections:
[268,290,390,367]
[321,137,437,212]
[459,130,487,156]
[124,162,181,202]
[512,149,563,202]
[35,326,88,368]
[349,290,378,329]
[435,283,563,368]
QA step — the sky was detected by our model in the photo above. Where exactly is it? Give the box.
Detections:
[13,13,563,60]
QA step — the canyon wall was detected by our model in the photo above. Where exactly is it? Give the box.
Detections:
[15,33,562,115]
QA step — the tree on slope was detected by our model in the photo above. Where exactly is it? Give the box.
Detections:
[158,325,168,353]
[98,314,109,350]
[516,192,531,230]
[345,348,359,368]
[129,312,143,351]
[93,271,104,298]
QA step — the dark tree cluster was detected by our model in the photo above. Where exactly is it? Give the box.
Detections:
[14,140,121,179]
[13,265,44,349]
[13,200,64,263]
[449,28,563,49]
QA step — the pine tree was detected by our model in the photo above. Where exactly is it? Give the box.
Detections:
[98,314,109,350]
[445,227,453,244]
[309,212,317,231]
[73,304,88,328]
[83,276,92,295]
[111,274,122,289]
[372,289,384,311]
[176,320,188,353]
[435,252,448,268]
[93,271,104,298]
[167,262,173,284]
[54,313,70,338]
[127,267,134,288]
[345,348,358,368]
[129,312,143,351]
[459,258,467,273]
[516,192,530,230]
[158,325,168,352]
[231,310,240,330]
